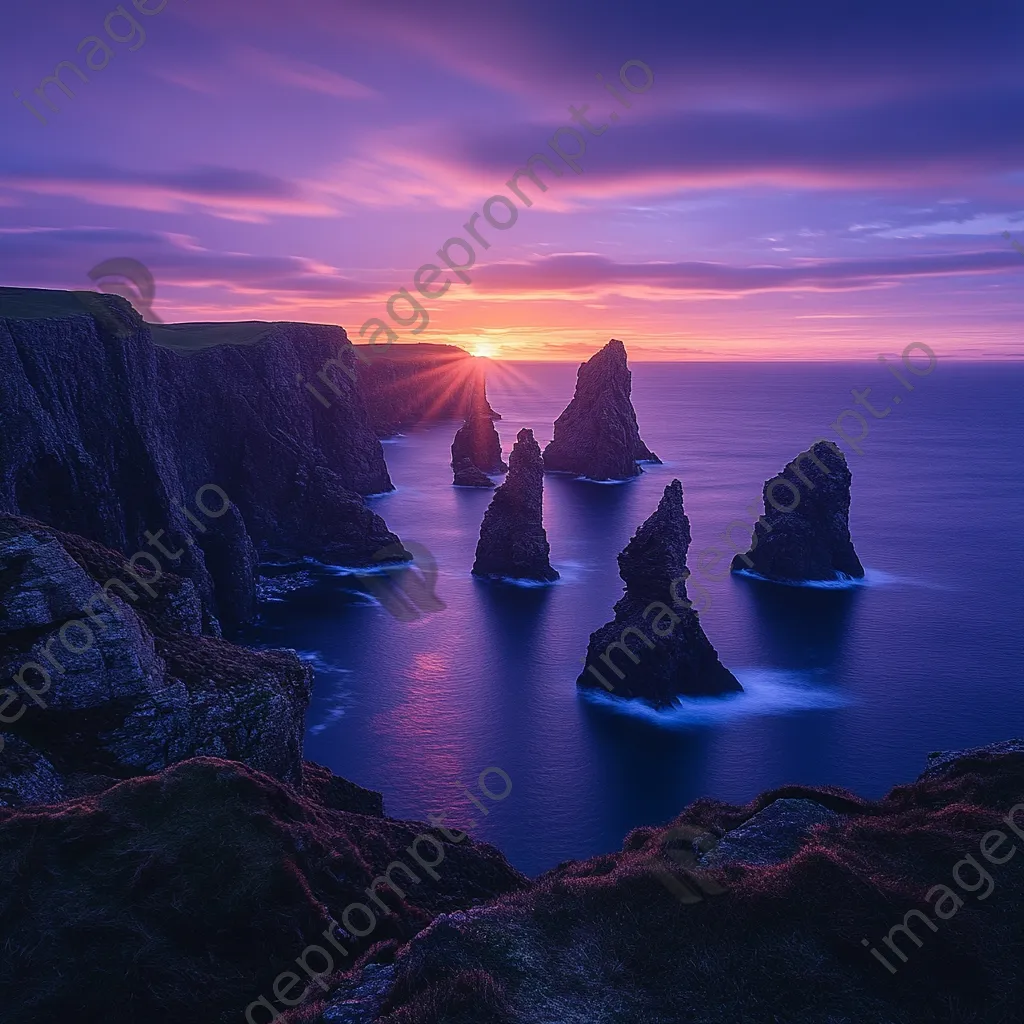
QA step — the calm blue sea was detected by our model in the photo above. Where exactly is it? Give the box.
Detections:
[243,361,1024,877]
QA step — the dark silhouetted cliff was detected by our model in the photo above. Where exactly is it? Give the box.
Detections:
[0,288,408,630]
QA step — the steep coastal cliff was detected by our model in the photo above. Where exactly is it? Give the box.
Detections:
[0,288,406,630]
[0,516,312,805]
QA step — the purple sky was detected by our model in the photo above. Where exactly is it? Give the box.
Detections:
[3,0,1024,359]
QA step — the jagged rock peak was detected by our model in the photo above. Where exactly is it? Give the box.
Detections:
[451,414,507,476]
[577,479,740,704]
[731,440,864,583]
[472,428,558,582]
[543,339,660,481]
[618,478,691,596]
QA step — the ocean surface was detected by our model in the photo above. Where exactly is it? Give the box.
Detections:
[242,361,1024,877]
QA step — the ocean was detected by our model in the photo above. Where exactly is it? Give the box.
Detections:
[242,361,1024,877]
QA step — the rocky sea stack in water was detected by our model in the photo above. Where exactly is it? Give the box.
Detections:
[731,440,864,583]
[472,428,558,582]
[543,339,660,481]
[451,412,507,481]
[578,480,740,705]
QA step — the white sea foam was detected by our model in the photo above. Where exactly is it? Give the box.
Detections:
[578,668,850,728]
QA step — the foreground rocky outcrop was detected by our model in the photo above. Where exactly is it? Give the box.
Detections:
[578,480,740,704]
[301,740,1024,1024]
[6,741,1022,1024]
[472,429,558,582]
[731,440,864,583]
[0,516,310,804]
[451,414,507,477]
[355,343,500,436]
[0,287,406,630]
[0,756,525,1024]
[453,458,496,488]
[543,339,660,481]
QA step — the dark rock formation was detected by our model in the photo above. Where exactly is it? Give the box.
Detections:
[354,342,500,436]
[0,516,311,804]
[451,414,507,476]
[472,428,558,582]
[730,440,864,583]
[577,480,740,704]
[0,287,408,629]
[305,741,1024,1024]
[453,458,497,488]
[543,338,660,480]
[0,757,526,1024]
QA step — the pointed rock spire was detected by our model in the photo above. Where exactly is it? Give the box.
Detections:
[543,339,660,481]
[731,440,864,582]
[472,428,558,581]
[578,480,740,705]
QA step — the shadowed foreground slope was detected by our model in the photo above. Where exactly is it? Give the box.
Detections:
[2,744,1023,1023]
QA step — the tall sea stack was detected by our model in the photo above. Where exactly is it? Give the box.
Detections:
[543,339,660,481]
[451,413,507,479]
[731,440,864,583]
[472,428,558,582]
[578,480,740,705]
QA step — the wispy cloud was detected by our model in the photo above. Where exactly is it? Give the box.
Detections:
[235,45,377,99]
[0,166,337,222]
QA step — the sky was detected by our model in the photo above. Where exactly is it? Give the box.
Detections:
[3,0,1024,360]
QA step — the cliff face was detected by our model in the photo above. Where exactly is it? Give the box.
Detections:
[355,343,500,436]
[0,516,312,806]
[578,480,740,704]
[731,440,864,583]
[0,289,406,630]
[472,428,558,582]
[543,339,660,481]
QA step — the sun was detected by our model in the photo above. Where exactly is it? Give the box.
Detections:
[466,340,500,359]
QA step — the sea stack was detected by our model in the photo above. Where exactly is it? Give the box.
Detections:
[731,440,864,583]
[451,412,507,480]
[472,428,558,582]
[543,339,660,481]
[578,480,741,705]
[453,457,496,488]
